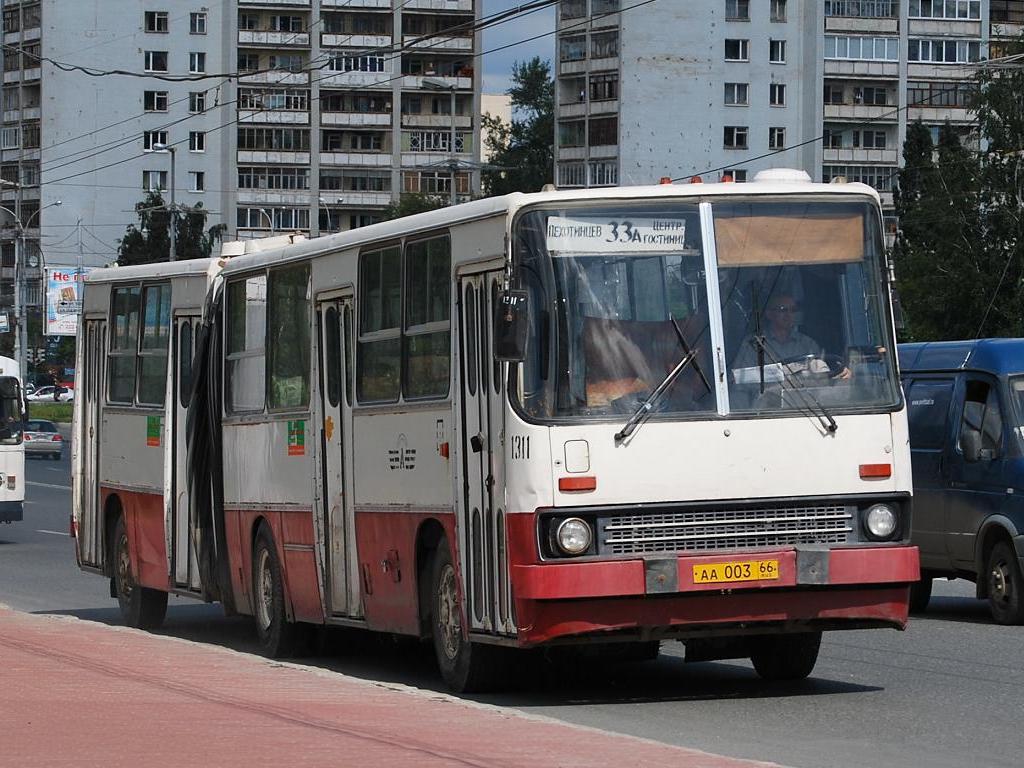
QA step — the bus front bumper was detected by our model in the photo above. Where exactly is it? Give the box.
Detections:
[0,500,23,523]
[510,545,919,645]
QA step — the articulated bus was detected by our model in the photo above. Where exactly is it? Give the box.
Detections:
[0,354,25,524]
[73,171,919,691]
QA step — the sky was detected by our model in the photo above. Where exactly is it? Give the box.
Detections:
[481,1,556,95]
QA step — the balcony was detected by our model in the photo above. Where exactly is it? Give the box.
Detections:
[589,144,619,159]
[238,31,310,47]
[823,103,896,121]
[906,105,973,123]
[403,0,473,11]
[402,75,472,90]
[236,150,310,164]
[321,34,391,49]
[320,70,395,87]
[590,99,619,116]
[823,148,898,164]
[824,17,898,34]
[320,152,393,166]
[322,191,392,207]
[238,0,311,6]
[823,60,898,78]
[2,107,40,122]
[238,70,310,86]
[321,112,392,127]
[321,0,389,7]
[236,190,313,206]
[3,67,40,84]
[238,110,310,125]
[402,34,473,51]
[3,26,41,44]
[908,20,981,37]
[401,114,472,129]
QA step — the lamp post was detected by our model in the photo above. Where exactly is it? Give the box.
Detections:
[152,143,177,261]
[0,197,62,381]
[258,208,275,234]
[423,78,458,206]
[318,197,333,235]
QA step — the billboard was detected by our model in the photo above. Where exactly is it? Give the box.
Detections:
[46,267,93,336]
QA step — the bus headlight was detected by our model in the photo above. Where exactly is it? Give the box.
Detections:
[555,517,593,556]
[864,504,898,540]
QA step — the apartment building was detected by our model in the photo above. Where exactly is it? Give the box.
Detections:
[554,0,1024,212]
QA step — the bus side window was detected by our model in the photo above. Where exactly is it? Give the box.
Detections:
[137,283,172,406]
[179,321,193,409]
[108,285,142,404]
[357,245,401,403]
[226,274,267,413]
[324,306,341,408]
[268,263,311,410]
[404,235,450,399]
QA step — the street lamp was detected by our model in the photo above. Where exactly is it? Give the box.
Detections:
[318,197,333,235]
[152,143,177,261]
[258,208,275,234]
[423,77,459,206]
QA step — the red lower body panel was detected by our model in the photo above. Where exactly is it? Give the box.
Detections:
[101,487,166,591]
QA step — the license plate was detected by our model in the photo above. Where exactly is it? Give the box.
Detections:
[692,559,780,584]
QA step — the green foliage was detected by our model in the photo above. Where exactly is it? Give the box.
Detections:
[894,34,1024,340]
[382,192,448,220]
[482,57,554,196]
[27,402,73,423]
[117,191,226,266]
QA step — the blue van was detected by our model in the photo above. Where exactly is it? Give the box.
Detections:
[898,339,1024,624]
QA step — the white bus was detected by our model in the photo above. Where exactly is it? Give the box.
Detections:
[0,354,26,524]
[74,172,919,691]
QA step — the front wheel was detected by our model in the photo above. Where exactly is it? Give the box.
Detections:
[909,575,933,613]
[252,522,300,657]
[750,631,822,681]
[986,541,1024,625]
[112,515,167,629]
[430,541,503,693]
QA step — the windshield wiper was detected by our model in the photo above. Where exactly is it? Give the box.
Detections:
[752,335,838,434]
[670,315,712,395]
[614,347,699,443]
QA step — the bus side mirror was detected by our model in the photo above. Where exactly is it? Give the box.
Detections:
[494,289,529,362]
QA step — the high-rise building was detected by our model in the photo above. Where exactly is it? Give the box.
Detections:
[554,0,1023,215]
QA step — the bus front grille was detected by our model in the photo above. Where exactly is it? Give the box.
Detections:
[598,504,855,556]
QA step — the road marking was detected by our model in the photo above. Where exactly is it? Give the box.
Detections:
[36,529,69,537]
[27,481,71,491]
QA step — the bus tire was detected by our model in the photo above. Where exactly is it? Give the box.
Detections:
[750,631,822,681]
[430,540,502,693]
[909,575,933,613]
[112,515,167,630]
[986,541,1024,625]
[252,522,299,657]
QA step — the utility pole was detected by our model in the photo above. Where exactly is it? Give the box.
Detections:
[153,143,177,260]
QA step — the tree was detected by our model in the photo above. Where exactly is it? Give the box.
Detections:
[481,57,554,196]
[117,191,226,266]
[382,192,447,220]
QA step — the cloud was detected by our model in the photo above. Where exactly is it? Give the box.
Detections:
[481,0,556,95]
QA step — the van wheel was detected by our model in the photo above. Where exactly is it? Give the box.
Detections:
[909,575,933,613]
[986,541,1024,625]
[750,631,822,681]
[252,522,299,657]
[430,540,503,693]
[112,516,167,629]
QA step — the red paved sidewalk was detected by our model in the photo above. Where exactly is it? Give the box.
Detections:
[0,606,784,768]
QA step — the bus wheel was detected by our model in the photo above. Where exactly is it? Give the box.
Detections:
[986,541,1024,625]
[750,631,822,681]
[252,523,299,657]
[909,575,933,613]
[430,541,502,693]
[112,515,167,630]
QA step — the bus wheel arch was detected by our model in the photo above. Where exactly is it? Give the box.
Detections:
[251,519,300,657]
[108,499,167,630]
[416,518,446,638]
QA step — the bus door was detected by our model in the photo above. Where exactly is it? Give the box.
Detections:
[78,319,106,568]
[172,315,201,591]
[458,271,512,634]
[316,296,357,617]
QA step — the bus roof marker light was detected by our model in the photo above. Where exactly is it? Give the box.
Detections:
[689,175,703,184]
[659,177,673,185]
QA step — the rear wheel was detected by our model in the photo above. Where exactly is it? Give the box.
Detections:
[252,522,300,657]
[909,575,933,613]
[112,515,167,629]
[986,541,1024,625]
[430,540,503,692]
[750,631,822,681]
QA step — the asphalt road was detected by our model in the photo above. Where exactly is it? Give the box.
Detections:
[2,449,1022,768]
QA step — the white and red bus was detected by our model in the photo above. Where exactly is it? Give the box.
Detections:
[0,354,26,524]
[73,172,919,691]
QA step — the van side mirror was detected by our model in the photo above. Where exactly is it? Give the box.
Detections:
[962,429,982,462]
[493,289,529,362]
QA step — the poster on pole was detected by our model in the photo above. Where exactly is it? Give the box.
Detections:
[45,267,93,336]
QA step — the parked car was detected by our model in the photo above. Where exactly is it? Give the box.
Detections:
[899,339,1024,624]
[26,386,73,402]
[23,419,63,460]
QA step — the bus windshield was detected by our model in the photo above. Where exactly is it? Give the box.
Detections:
[513,198,900,421]
[0,375,23,444]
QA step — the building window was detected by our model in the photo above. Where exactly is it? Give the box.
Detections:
[824,128,844,149]
[853,129,887,149]
[189,92,206,113]
[559,120,586,148]
[190,12,207,34]
[825,35,899,61]
[725,0,750,20]
[589,117,617,146]
[769,127,786,149]
[825,0,898,18]
[856,86,888,105]
[771,0,787,22]
[724,126,748,149]
[238,12,258,31]
[144,90,168,112]
[189,171,205,192]
[561,0,587,20]
[770,83,786,106]
[724,82,749,106]
[189,131,205,152]
[144,51,168,72]
[271,15,304,33]
[724,168,748,182]
[143,170,168,192]
[822,164,895,191]
[239,166,311,191]
[560,35,587,62]
[238,53,260,72]
[269,54,303,73]
[0,127,18,150]
[725,39,749,61]
[144,11,169,33]
[589,73,618,101]
[143,130,168,151]
[908,0,980,20]
[189,52,206,74]
[907,80,974,108]
[769,39,786,63]
[823,83,844,104]
[558,162,586,187]
[590,160,618,185]
[908,38,982,64]
[237,127,310,151]
[591,32,619,58]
